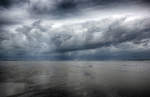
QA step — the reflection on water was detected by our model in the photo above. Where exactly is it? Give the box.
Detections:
[0,61,150,97]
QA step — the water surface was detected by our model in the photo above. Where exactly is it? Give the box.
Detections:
[0,61,150,97]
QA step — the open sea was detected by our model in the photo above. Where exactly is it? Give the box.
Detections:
[0,61,150,97]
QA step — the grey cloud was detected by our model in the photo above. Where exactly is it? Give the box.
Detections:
[28,0,149,18]
[0,0,148,9]
[58,16,150,52]
[0,0,149,20]
[0,16,19,27]
[0,0,150,60]
[1,15,150,57]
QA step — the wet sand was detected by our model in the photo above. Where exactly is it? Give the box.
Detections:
[0,61,150,97]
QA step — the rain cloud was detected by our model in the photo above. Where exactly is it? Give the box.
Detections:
[0,0,150,60]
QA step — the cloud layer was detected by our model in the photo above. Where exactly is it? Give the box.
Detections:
[0,15,150,60]
[0,0,150,60]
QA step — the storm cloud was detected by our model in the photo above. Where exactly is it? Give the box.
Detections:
[0,0,150,60]
[0,15,150,59]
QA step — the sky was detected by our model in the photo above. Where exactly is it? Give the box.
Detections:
[0,0,150,60]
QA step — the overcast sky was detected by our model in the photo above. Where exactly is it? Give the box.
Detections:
[0,0,150,60]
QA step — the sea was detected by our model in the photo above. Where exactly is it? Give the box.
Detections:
[0,61,150,97]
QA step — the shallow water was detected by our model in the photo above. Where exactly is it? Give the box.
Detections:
[0,61,150,97]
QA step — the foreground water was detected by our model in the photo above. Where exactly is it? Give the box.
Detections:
[0,61,150,97]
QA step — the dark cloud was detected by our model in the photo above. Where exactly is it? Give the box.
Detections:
[0,15,150,60]
[0,0,11,8]
[56,0,77,10]
[0,0,28,8]
[29,0,79,18]
[141,0,150,4]
[0,0,150,60]
[0,0,149,20]
[28,0,150,17]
